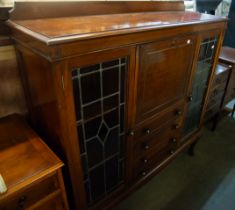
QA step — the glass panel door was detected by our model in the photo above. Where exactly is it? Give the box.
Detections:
[184,37,218,136]
[71,57,128,205]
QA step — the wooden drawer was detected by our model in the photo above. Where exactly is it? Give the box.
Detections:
[207,92,224,109]
[0,176,59,210]
[133,118,180,159]
[213,70,230,87]
[134,100,184,139]
[33,194,65,210]
[133,144,174,180]
[133,117,180,180]
[210,82,227,98]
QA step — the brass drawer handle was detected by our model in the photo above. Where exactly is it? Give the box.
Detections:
[128,130,134,136]
[188,95,193,102]
[144,144,150,150]
[171,138,177,143]
[143,159,148,164]
[175,110,182,116]
[145,129,151,135]
[174,124,180,129]
[142,171,147,176]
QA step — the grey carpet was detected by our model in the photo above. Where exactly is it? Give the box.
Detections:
[114,117,235,210]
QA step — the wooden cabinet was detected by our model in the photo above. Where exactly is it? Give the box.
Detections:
[0,115,69,210]
[204,63,231,122]
[219,47,235,105]
[6,1,227,210]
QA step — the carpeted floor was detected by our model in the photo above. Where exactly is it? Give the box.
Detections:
[114,117,235,210]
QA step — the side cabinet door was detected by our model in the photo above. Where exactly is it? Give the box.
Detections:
[183,32,221,138]
[136,35,196,123]
[65,47,135,208]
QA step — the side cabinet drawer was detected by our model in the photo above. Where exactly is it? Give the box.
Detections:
[0,176,59,210]
[33,195,65,210]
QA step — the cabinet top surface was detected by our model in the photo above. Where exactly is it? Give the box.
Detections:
[220,46,235,64]
[0,114,62,198]
[7,11,226,45]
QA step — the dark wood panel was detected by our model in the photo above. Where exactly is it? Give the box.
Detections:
[136,35,195,122]
[9,1,185,20]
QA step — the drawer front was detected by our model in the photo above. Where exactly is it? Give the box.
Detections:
[133,118,180,159]
[133,144,174,180]
[132,117,181,180]
[210,82,227,98]
[0,176,59,210]
[213,71,230,87]
[134,100,184,139]
[33,195,65,210]
[207,92,224,109]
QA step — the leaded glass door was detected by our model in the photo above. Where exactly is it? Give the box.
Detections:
[71,54,129,206]
[183,36,218,136]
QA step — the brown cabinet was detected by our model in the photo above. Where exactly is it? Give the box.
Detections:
[219,46,235,105]
[0,115,69,210]
[6,1,227,210]
[204,63,231,121]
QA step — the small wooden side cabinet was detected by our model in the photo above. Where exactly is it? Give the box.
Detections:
[219,46,235,105]
[0,114,69,210]
[204,63,231,126]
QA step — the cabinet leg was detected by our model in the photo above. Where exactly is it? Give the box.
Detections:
[188,141,198,156]
[211,113,219,131]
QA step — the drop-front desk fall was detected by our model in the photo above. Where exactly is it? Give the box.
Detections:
[6,1,227,210]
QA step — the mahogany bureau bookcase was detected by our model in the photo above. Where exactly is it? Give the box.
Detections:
[6,1,227,210]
